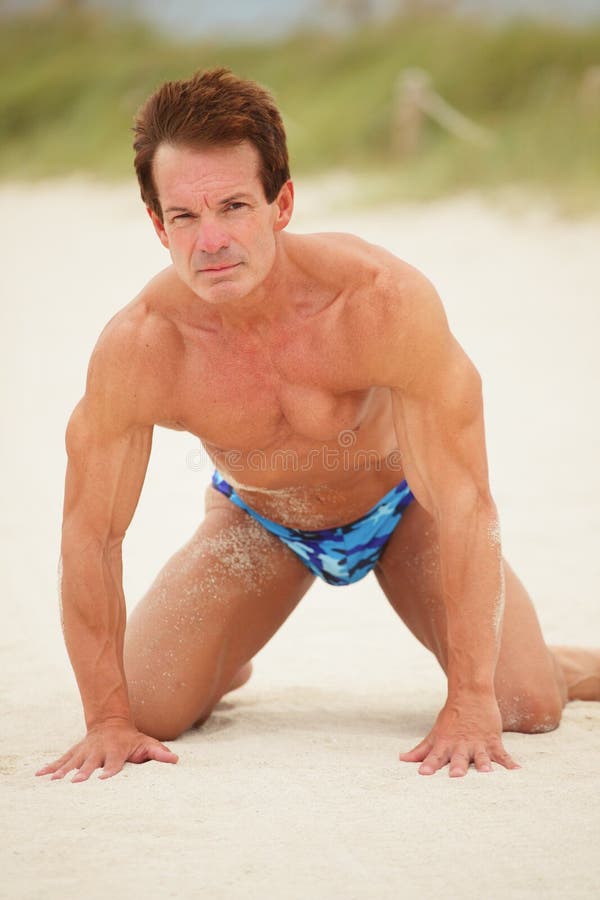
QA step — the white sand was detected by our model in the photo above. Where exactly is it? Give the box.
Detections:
[1,179,599,899]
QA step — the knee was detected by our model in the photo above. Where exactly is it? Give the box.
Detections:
[131,705,184,742]
[144,710,189,741]
[127,655,244,742]
[132,705,214,742]
[146,724,184,742]
[129,685,216,742]
[500,690,563,734]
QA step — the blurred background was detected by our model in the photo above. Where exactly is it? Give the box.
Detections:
[1,0,599,213]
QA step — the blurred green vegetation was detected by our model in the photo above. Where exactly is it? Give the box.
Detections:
[1,7,599,212]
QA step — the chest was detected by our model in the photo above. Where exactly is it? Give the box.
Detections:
[172,323,373,449]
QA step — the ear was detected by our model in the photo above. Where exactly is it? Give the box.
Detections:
[147,207,170,249]
[273,180,294,232]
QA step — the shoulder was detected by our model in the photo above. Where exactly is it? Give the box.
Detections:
[76,269,183,432]
[288,230,404,286]
[362,257,479,399]
[297,232,453,386]
[93,268,182,365]
[368,252,451,373]
[290,230,438,312]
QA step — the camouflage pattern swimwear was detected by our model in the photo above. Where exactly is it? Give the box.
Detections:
[211,470,415,586]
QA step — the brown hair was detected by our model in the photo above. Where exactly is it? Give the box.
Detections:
[133,67,290,220]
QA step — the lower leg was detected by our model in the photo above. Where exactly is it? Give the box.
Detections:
[548,646,600,701]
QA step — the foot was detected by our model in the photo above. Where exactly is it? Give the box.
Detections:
[549,646,600,701]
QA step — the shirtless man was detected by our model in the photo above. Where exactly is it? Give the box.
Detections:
[37,68,599,783]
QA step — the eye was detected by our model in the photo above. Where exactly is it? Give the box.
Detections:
[225,202,246,212]
[173,213,191,221]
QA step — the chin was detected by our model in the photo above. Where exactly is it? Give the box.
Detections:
[198,279,250,305]
[202,289,242,305]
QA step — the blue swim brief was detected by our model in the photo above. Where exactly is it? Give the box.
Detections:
[211,470,415,586]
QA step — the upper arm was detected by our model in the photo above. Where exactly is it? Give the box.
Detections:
[61,321,154,551]
[375,266,492,517]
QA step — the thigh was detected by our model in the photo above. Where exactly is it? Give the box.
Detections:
[124,486,315,739]
[375,499,564,730]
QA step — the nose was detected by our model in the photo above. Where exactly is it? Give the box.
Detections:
[195,219,230,255]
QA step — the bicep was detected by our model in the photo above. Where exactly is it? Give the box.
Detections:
[391,342,492,517]
[372,265,492,516]
[61,398,153,549]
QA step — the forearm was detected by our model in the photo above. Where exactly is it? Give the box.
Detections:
[439,498,504,698]
[59,540,132,729]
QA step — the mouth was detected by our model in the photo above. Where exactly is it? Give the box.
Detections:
[200,262,241,274]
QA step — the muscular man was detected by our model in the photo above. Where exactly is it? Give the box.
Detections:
[37,68,599,783]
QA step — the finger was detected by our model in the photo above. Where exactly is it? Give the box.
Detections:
[128,738,177,765]
[128,741,178,766]
[36,763,59,776]
[399,737,432,763]
[71,757,103,783]
[449,748,472,778]
[98,755,126,780]
[51,755,83,780]
[474,750,493,774]
[36,750,76,776]
[419,747,450,776]
[147,742,179,764]
[491,746,521,770]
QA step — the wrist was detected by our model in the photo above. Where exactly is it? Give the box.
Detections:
[85,699,132,731]
[447,675,496,700]
[87,714,134,732]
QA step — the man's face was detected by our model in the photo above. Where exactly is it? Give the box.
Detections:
[149,141,293,305]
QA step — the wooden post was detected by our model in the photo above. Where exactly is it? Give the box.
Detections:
[579,66,600,112]
[392,67,494,155]
[392,68,431,157]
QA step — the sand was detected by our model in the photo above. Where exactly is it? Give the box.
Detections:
[1,178,599,899]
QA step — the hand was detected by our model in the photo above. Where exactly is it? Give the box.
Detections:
[35,717,179,783]
[400,695,520,777]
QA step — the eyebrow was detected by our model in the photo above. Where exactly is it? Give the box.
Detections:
[220,193,253,205]
[164,194,253,215]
